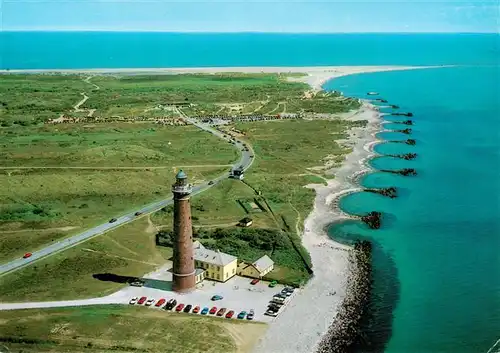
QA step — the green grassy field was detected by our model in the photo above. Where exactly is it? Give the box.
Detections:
[0,305,266,353]
[0,122,235,261]
[0,218,170,301]
[0,73,359,124]
[0,74,88,125]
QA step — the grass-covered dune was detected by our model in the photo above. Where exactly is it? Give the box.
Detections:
[0,305,266,353]
[0,122,236,261]
[0,73,360,124]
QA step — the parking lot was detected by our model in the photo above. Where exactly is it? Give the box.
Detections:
[113,262,297,322]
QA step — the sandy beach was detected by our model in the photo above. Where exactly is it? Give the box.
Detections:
[0,65,446,92]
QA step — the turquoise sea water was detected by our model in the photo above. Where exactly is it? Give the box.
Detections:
[324,66,500,353]
[2,32,499,353]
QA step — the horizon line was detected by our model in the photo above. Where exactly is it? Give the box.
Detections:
[2,29,499,35]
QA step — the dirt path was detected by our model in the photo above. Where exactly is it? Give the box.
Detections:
[103,237,141,257]
[73,93,89,112]
[145,215,159,234]
[81,248,159,266]
[83,76,100,90]
[266,102,282,115]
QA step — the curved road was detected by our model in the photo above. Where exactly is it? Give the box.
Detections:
[0,116,254,277]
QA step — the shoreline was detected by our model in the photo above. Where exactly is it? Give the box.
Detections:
[0,65,450,91]
[253,99,382,352]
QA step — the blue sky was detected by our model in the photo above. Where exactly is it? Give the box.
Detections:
[2,0,498,33]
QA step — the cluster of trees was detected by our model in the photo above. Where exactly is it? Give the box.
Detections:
[0,204,58,222]
[195,227,289,251]
[156,227,290,253]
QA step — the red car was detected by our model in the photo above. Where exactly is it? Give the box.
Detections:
[155,298,166,307]
[216,308,227,317]
[137,296,147,305]
[225,310,235,319]
[250,279,259,285]
[23,252,32,259]
[193,306,200,314]
[209,306,218,315]
[175,303,185,312]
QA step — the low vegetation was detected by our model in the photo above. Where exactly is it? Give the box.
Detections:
[0,73,360,124]
[0,305,266,353]
[0,218,170,301]
[0,122,235,261]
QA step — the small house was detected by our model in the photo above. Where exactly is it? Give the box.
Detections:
[237,255,275,279]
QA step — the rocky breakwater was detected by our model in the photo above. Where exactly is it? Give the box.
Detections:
[360,211,382,229]
[364,187,397,198]
[388,138,416,146]
[394,128,412,135]
[380,168,418,176]
[315,240,373,353]
[387,152,418,160]
[393,119,413,125]
[391,112,413,117]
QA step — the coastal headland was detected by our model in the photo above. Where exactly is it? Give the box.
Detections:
[0,65,440,353]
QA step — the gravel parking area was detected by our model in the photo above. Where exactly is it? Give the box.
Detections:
[114,262,297,322]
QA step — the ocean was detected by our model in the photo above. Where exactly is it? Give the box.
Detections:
[2,32,499,353]
[324,66,500,353]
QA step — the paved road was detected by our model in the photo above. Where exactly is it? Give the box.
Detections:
[0,117,254,277]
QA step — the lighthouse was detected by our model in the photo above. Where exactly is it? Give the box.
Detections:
[171,170,196,292]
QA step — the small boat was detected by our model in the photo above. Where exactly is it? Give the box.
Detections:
[367,92,379,96]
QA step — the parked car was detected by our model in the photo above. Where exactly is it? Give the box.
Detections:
[145,299,155,306]
[211,295,223,301]
[183,304,192,313]
[155,298,166,307]
[23,252,32,259]
[129,297,138,305]
[134,211,142,216]
[237,311,247,319]
[201,307,209,315]
[208,181,214,185]
[193,306,200,314]
[225,310,235,319]
[165,299,177,310]
[250,155,254,158]
[247,309,255,320]
[209,306,218,315]
[269,280,278,288]
[137,296,147,305]
[265,309,279,317]
[109,218,117,223]
[130,280,144,287]
[216,308,227,317]
[250,279,259,285]
[175,304,185,312]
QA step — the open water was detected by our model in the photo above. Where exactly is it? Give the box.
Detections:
[324,66,500,353]
[1,32,499,353]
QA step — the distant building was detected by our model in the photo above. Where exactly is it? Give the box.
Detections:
[238,217,253,227]
[193,241,237,282]
[237,255,275,279]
